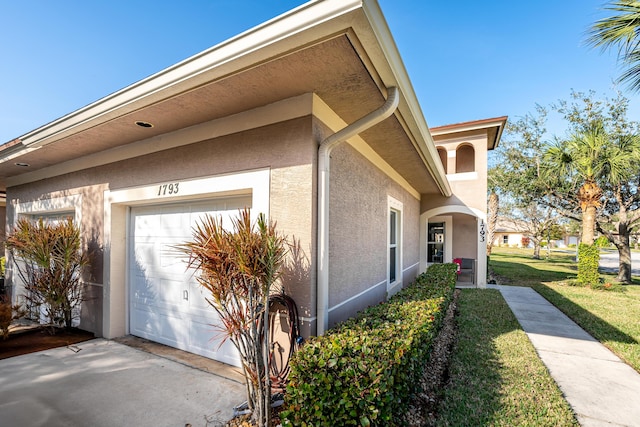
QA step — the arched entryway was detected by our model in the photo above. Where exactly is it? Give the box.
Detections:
[419,205,487,287]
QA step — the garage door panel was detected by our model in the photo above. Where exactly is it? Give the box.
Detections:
[188,283,216,316]
[189,319,238,365]
[159,241,187,269]
[129,196,250,367]
[131,303,186,347]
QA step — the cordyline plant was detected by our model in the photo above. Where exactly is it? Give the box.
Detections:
[0,296,25,340]
[5,218,89,332]
[177,208,287,426]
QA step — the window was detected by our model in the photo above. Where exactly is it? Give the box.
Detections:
[428,223,445,263]
[502,235,509,245]
[389,210,398,283]
[28,212,74,226]
[388,197,403,293]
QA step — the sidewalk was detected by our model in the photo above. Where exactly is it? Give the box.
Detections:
[495,285,640,427]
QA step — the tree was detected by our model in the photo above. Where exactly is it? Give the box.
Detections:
[5,218,89,330]
[488,105,555,259]
[548,91,640,283]
[588,0,640,92]
[501,201,559,259]
[487,191,499,255]
[543,124,607,245]
[178,209,287,426]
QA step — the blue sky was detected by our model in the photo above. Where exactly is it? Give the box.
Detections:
[0,1,633,144]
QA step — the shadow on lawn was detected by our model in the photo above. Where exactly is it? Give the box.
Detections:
[490,258,575,285]
[532,283,638,346]
[491,255,637,346]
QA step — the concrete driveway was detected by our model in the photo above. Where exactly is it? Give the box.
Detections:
[0,338,245,427]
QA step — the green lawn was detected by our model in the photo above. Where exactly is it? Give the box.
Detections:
[489,247,640,373]
[435,289,578,426]
[434,246,640,425]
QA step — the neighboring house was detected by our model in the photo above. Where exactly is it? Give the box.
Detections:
[0,0,505,366]
[492,217,579,249]
[492,218,531,248]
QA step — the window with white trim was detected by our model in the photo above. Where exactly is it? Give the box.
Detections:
[389,210,398,283]
[388,197,403,292]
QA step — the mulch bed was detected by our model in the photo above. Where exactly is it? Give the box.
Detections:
[0,326,95,360]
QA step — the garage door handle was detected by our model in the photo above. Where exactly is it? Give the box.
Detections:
[183,290,189,301]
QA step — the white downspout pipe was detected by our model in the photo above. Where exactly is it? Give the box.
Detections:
[316,86,400,335]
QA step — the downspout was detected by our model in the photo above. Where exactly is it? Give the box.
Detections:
[316,86,399,335]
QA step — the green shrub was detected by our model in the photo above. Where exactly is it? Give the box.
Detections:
[281,263,457,426]
[0,256,5,277]
[594,235,610,248]
[577,244,600,287]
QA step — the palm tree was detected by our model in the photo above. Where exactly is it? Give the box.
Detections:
[587,1,640,91]
[487,191,499,255]
[177,209,287,426]
[544,125,608,245]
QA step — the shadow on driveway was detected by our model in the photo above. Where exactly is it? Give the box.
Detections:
[0,339,245,427]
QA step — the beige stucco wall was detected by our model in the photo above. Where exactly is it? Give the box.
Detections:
[7,117,317,337]
[328,141,420,328]
[424,130,489,214]
[7,104,426,339]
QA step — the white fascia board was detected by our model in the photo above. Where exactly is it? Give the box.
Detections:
[19,0,364,149]
[359,0,451,197]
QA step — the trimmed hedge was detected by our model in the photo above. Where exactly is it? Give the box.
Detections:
[577,244,600,287]
[281,263,457,426]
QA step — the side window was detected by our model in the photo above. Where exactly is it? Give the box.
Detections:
[388,197,403,293]
[389,209,399,283]
[28,212,75,226]
[502,235,509,245]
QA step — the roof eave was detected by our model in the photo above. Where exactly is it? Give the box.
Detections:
[15,0,364,150]
[5,0,451,197]
[360,0,451,196]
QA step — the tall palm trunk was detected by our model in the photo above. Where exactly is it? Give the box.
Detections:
[579,179,601,245]
[487,192,499,255]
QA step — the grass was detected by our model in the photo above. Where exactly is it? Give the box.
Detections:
[490,246,640,373]
[435,289,578,426]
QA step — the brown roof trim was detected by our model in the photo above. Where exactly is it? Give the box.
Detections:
[429,116,508,133]
[0,138,23,153]
[429,115,507,150]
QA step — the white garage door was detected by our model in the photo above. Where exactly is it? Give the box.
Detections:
[129,196,252,367]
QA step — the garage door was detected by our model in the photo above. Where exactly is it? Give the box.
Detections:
[129,196,252,367]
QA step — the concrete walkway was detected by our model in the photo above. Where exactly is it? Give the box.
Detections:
[496,285,640,427]
[0,339,245,427]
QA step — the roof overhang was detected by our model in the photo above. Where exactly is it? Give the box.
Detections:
[0,0,450,197]
[430,116,508,150]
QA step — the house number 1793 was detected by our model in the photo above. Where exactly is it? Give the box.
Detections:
[157,183,180,196]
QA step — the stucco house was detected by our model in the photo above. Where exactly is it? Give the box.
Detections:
[492,218,531,248]
[0,0,505,366]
